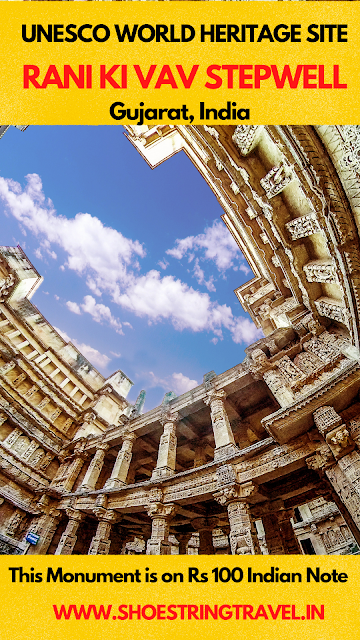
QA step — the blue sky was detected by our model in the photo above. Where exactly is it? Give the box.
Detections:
[0,125,261,410]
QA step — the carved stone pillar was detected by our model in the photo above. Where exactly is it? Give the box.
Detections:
[313,406,354,460]
[57,456,85,492]
[262,369,295,407]
[313,408,360,496]
[262,510,301,554]
[192,517,218,554]
[146,503,177,555]
[177,532,193,555]
[152,411,179,480]
[247,348,295,408]
[54,508,84,555]
[228,500,260,555]
[310,528,328,555]
[311,406,360,543]
[326,467,360,546]
[88,509,118,555]
[26,509,62,555]
[80,443,109,491]
[5,509,27,538]
[204,389,238,460]
[306,445,360,547]
[214,481,260,555]
[104,432,137,489]
[51,441,88,493]
[337,451,360,495]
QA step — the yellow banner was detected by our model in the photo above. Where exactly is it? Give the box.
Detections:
[0,1,358,124]
[0,555,358,640]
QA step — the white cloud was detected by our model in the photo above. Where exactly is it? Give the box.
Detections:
[0,172,145,295]
[86,277,102,296]
[230,317,263,344]
[158,259,169,270]
[74,343,111,369]
[171,372,199,394]
[54,326,111,369]
[167,235,195,260]
[66,300,81,315]
[0,173,259,346]
[35,239,57,261]
[81,295,124,334]
[116,269,234,334]
[66,295,124,334]
[166,219,246,272]
[147,370,199,395]
[239,263,250,275]
[193,258,216,292]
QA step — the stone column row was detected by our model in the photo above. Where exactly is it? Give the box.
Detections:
[50,494,298,557]
[47,505,127,555]
[50,385,239,497]
[148,388,238,479]
[49,406,360,556]
[53,492,179,556]
[106,387,238,488]
[52,431,136,496]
